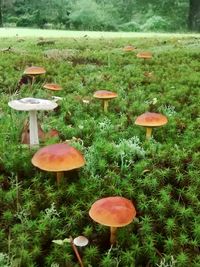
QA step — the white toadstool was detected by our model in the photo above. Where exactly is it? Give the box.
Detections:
[73,236,89,247]
[8,97,57,147]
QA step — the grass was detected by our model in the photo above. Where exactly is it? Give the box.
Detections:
[0,34,200,267]
[1,27,200,38]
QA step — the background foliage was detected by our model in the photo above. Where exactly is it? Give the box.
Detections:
[1,0,200,32]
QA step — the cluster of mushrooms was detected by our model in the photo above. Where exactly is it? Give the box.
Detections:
[7,50,168,265]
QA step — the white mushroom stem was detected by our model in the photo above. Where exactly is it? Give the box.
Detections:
[29,110,39,147]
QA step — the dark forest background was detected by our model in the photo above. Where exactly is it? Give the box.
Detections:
[0,0,200,32]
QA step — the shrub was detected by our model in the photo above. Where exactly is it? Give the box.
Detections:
[141,16,170,32]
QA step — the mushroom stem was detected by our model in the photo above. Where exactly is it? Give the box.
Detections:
[30,75,36,88]
[146,127,152,140]
[110,226,118,245]
[70,236,84,267]
[29,110,39,147]
[56,171,64,185]
[103,100,109,113]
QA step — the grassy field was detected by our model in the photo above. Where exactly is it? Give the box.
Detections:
[0,34,200,267]
[2,27,200,38]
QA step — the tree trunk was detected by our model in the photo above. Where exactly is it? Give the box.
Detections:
[188,0,200,31]
[0,0,3,27]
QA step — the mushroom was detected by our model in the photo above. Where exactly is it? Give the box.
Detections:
[89,196,136,245]
[43,83,62,91]
[31,143,85,184]
[8,98,57,147]
[24,66,46,86]
[135,112,168,140]
[73,236,89,247]
[93,90,118,113]
[136,51,152,60]
[123,45,136,52]
[45,129,60,140]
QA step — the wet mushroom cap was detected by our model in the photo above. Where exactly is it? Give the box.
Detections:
[93,90,118,99]
[43,83,62,91]
[137,52,152,59]
[135,112,168,127]
[73,236,89,247]
[24,66,46,75]
[31,143,85,172]
[89,196,136,227]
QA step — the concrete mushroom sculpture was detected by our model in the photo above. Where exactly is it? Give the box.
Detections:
[31,143,85,184]
[93,90,118,113]
[135,112,168,140]
[8,97,57,147]
[89,196,136,245]
[24,66,46,86]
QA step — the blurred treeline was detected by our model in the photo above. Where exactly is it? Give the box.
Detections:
[1,0,200,32]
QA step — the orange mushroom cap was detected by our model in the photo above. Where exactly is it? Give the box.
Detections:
[31,143,85,172]
[123,45,136,52]
[89,196,136,227]
[93,90,118,99]
[24,66,46,75]
[43,83,62,91]
[136,52,152,59]
[135,112,168,127]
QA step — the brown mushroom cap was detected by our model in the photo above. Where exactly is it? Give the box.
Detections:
[24,66,46,75]
[93,90,118,99]
[89,196,136,227]
[31,143,85,172]
[136,52,152,59]
[135,112,168,127]
[123,45,136,52]
[43,83,62,91]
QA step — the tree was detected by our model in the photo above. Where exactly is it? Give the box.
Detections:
[0,0,15,27]
[188,0,200,31]
[0,0,3,27]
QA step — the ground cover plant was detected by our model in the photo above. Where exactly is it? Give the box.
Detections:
[0,34,200,267]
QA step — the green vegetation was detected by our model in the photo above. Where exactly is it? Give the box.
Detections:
[0,35,200,267]
[1,0,200,32]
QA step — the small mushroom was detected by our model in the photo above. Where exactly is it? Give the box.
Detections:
[45,129,60,140]
[24,66,46,86]
[93,90,118,113]
[8,98,57,147]
[135,112,168,140]
[89,196,136,245]
[137,51,152,60]
[43,83,62,91]
[123,45,136,52]
[73,236,89,247]
[31,143,85,185]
